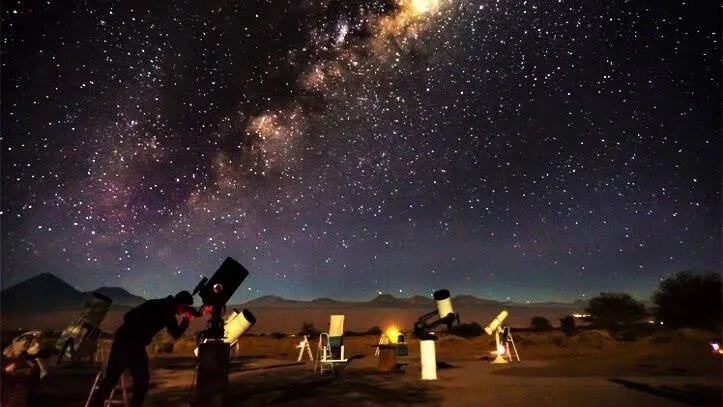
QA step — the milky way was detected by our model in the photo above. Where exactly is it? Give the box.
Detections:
[2,0,720,302]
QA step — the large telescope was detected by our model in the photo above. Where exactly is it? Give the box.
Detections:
[56,292,113,365]
[191,257,254,407]
[413,289,460,340]
[413,289,460,381]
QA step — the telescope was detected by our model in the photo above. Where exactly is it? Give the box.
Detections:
[413,289,460,340]
[484,310,520,363]
[191,257,254,406]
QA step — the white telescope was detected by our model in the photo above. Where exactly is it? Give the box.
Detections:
[484,310,520,364]
[484,310,508,336]
[224,309,256,344]
[434,289,455,320]
[195,308,256,357]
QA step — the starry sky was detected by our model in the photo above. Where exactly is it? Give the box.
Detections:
[1,0,720,304]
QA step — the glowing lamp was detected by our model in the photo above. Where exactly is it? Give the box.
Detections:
[711,342,722,355]
[385,326,401,344]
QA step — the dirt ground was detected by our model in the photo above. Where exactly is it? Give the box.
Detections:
[4,330,721,407]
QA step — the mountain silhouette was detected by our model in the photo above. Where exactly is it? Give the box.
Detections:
[88,287,145,307]
[1,273,88,313]
[242,295,299,307]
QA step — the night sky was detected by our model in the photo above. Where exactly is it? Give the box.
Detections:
[1,0,720,303]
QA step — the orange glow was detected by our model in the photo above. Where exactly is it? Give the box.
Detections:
[385,326,401,344]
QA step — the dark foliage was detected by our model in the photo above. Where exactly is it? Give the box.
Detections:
[559,315,577,336]
[365,326,383,335]
[585,292,647,330]
[270,332,287,339]
[652,271,722,331]
[298,321,319,337]
[530,316,553,331]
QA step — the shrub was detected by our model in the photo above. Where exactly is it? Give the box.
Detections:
[298,322,318,337]
[270,332,287,340]
[652,271,722,331]
[585,292,647,330]
[366,326,382,336]
[560,315,576,336]
[530,316,553,332]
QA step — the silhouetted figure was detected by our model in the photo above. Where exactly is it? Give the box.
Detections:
[88,291,196,407]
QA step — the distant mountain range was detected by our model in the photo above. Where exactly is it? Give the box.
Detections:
[237,293,587,309]
[0,273,146,313]
[88,287,146,307]
[1,272,589,314]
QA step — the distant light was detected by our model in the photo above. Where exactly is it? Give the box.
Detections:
[496,344,506,355]
[572,313,590,318]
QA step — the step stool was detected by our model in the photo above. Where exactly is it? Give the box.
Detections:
[85,371,129,407]
[84,346,129,407]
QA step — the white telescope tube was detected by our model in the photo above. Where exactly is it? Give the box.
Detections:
[420,340,437,380]
[433,290,454,319]
[224,309,256,344]
[194,308,256,357]
[484,310,509,336]
[436,298,453,320]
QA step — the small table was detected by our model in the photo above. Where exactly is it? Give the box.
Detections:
[373,345,398,372]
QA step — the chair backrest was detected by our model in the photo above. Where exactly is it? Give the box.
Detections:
[329,315,344,337]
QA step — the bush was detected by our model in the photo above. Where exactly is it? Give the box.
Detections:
[530,316,553,332]
[365,326,382,336]
[652,271,722,331]
[585,292,647,330]
[298,322,318,337]
[270,332,287,340]
[449,322,483,337]
[560,316,576,336]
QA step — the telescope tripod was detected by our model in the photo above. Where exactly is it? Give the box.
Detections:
[492,327,520,363]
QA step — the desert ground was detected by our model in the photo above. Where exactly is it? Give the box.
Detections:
[2,328,721,407]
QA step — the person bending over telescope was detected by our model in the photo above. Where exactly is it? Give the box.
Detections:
[88,291,200,407]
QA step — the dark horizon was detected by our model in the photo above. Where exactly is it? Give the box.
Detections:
[2,270,668,306]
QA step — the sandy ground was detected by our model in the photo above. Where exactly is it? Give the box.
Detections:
[4,331,721,407]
